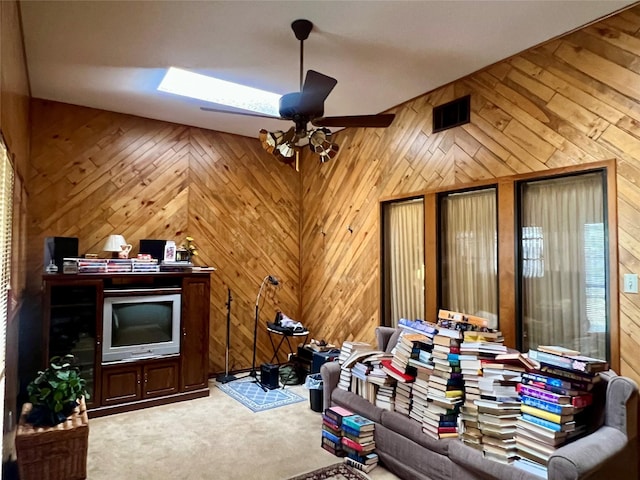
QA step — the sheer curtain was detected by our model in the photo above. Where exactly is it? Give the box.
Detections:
[388,199,424,326]
[520,173,606,359]
[440,189,498,328]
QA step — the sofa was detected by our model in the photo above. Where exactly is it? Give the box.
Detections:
[320,326,638,480]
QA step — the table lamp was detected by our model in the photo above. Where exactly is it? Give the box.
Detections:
[103,234,127,258]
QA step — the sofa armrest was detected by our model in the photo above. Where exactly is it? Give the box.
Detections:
[548,426,634,480]
[320,361,341,409]
[604,375,638,438]
[375,326,397,352]
[546,375,639,480]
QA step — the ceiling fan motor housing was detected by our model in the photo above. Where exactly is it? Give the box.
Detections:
[279,92,323,120]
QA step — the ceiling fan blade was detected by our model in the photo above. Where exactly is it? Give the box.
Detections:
[312,113,396,128]
[200,106,283,121]
[298,70,337,115]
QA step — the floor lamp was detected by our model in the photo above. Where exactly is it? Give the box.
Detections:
[249,274,279,384]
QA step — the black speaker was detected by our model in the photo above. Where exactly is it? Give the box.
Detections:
[44,237,79,272]
[139,239,167,261]
[260,363,280,390]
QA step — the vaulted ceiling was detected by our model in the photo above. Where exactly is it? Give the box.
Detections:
[19,1,635,139]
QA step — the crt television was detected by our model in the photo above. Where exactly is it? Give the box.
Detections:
[102,290,181,363]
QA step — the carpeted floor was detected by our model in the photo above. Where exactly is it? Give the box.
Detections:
[86,379,400,480]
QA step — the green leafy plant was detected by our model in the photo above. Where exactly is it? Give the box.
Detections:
[26,354,89,427]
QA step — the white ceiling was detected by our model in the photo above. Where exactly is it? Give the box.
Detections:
[19,1,636,139]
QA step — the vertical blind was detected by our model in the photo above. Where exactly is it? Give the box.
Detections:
[0,140,13,468]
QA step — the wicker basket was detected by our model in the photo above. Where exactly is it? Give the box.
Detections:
[16,397,89,480]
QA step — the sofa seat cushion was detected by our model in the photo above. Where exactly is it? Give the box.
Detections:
[330,388,384,423]
[380,410,453,456]
[448,440,541,480]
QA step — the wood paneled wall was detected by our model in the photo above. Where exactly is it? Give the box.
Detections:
[23,5,640,390]
[300,5,640,386]
[26,100,300,376]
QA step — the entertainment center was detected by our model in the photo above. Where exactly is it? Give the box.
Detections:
[42,271,211,417]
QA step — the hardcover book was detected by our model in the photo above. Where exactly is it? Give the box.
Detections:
[324,406,354,426]
[341,414,375,433]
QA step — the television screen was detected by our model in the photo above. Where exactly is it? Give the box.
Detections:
[111,301,173,347]
[102,292,181,362]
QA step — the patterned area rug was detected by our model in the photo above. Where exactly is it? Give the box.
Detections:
[287,463,371,480]
[217,377,305,412]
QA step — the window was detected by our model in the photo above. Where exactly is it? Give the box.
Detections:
[380,160,616,367]
[439,188,498,329]
[382,198,425,326]
[0,139,13,456]
[519,172,607,360]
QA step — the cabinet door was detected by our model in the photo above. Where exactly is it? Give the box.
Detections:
[44,278,103,409]
[180,276,210,392]
[101,364,142,405]
[143,359,179,398]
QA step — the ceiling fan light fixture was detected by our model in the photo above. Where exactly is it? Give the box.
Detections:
[309,127,339,161]
[276,142,296,158]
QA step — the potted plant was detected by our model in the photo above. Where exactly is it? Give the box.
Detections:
[16,355,90,480]
[26,354,89,427]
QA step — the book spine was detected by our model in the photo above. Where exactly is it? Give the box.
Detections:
[521,373,592,392]
[341,420,373,434]
[521,413,562,432]
[539,365,597,383]
[344,457,375,473]
[521,372,570,389]
[321,436,342,450]
[517,384,568,404]
[322,429,341,444]
[520,395,570,415]
[528,349,573,370]
[341,436,368,451]
[520,404,565,424]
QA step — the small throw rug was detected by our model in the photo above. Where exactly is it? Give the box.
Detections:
[287,463,371,480]
[217,377,305,412]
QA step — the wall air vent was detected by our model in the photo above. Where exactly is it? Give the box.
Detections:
[432,95,470,133]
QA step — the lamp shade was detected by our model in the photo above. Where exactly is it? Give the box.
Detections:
[103,234,127,253]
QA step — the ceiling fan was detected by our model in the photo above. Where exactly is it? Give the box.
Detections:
[201,19,395,167]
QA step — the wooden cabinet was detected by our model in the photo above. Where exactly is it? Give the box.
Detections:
[43,279,103,409]
[101,358,179,405]
[181,276,210,392]
[42,272,211,417]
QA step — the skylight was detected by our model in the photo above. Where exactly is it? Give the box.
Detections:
[158,67,281,116]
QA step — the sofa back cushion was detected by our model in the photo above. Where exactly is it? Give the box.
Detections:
[331,388,384,423]
[380,409,452,456]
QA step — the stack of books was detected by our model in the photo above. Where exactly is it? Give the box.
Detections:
[337,341,372,392]
[394,382,413,416]
[321,406,354,456]
[131,257,159,272]
[375,384,396,411]
[459,355,484,449]
[423,314,464,440]
[391,333,430,375]
[341,414,378,473]
[474,397,521,463]
[513,346,607,473]
[64,257,108,273]
[106,258,133,273]
[409,376,430,423]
